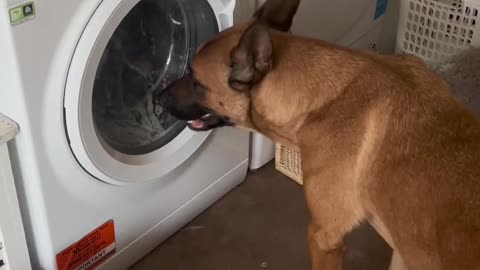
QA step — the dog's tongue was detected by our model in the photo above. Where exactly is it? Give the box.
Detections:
[188,120,205,129]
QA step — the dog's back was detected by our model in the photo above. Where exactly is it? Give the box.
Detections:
[365,53,480,270]
[263,32,480,268]
[297,47,480,269]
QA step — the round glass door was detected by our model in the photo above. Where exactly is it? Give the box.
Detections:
[93,0,217,155]
[64,0,232,184]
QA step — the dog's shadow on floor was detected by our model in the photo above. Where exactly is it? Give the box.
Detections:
[132,163,392,270]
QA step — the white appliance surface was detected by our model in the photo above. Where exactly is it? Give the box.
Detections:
[0,0,251,269]
[291,0,399,53]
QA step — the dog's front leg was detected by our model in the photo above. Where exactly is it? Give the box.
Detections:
[307,223,345,270]
[303,167,363,270]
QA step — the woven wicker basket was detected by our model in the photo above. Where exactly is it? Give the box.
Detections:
[274,143,303,185]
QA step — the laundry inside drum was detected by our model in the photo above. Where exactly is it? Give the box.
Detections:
[92,0,191,155]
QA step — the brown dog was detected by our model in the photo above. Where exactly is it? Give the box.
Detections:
[155,0,480,269]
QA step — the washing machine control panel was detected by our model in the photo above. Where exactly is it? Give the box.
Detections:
[7,1,35,26]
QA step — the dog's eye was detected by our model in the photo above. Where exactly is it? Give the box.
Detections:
[192,80,199,88]
[192,79,207,95]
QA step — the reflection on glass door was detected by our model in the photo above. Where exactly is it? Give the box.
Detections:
[92,0,218,155]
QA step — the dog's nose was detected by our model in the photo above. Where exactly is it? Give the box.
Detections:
[154,89,167,107]
[152,87,172,117]
[154,84,173,107]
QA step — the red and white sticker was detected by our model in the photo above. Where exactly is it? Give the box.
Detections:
[56,220,116,270]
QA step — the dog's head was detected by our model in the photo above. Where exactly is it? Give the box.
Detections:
[154,0,301,141]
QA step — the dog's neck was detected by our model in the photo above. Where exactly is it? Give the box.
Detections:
[249,32,380,148]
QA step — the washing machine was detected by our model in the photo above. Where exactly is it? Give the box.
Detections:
[0,0,252,269]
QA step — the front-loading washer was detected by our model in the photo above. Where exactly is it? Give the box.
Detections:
[0,0,251,269]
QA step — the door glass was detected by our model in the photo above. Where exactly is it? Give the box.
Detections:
[92,0,218,155]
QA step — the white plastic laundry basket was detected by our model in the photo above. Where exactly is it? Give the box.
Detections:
[396,0,480,64]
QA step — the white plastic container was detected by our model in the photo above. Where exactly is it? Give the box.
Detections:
[396,0,480,64]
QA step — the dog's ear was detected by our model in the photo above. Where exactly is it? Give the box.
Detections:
[253,0,300,32]
[229,23,272,91]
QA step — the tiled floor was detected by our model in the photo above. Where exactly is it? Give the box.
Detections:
[131,162,393,270]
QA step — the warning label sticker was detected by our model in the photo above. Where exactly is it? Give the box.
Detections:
[56,220,116,270]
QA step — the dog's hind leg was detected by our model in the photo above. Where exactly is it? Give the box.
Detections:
[307,223,345,270]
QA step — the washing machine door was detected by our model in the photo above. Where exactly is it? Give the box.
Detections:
[64,0,235,185]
